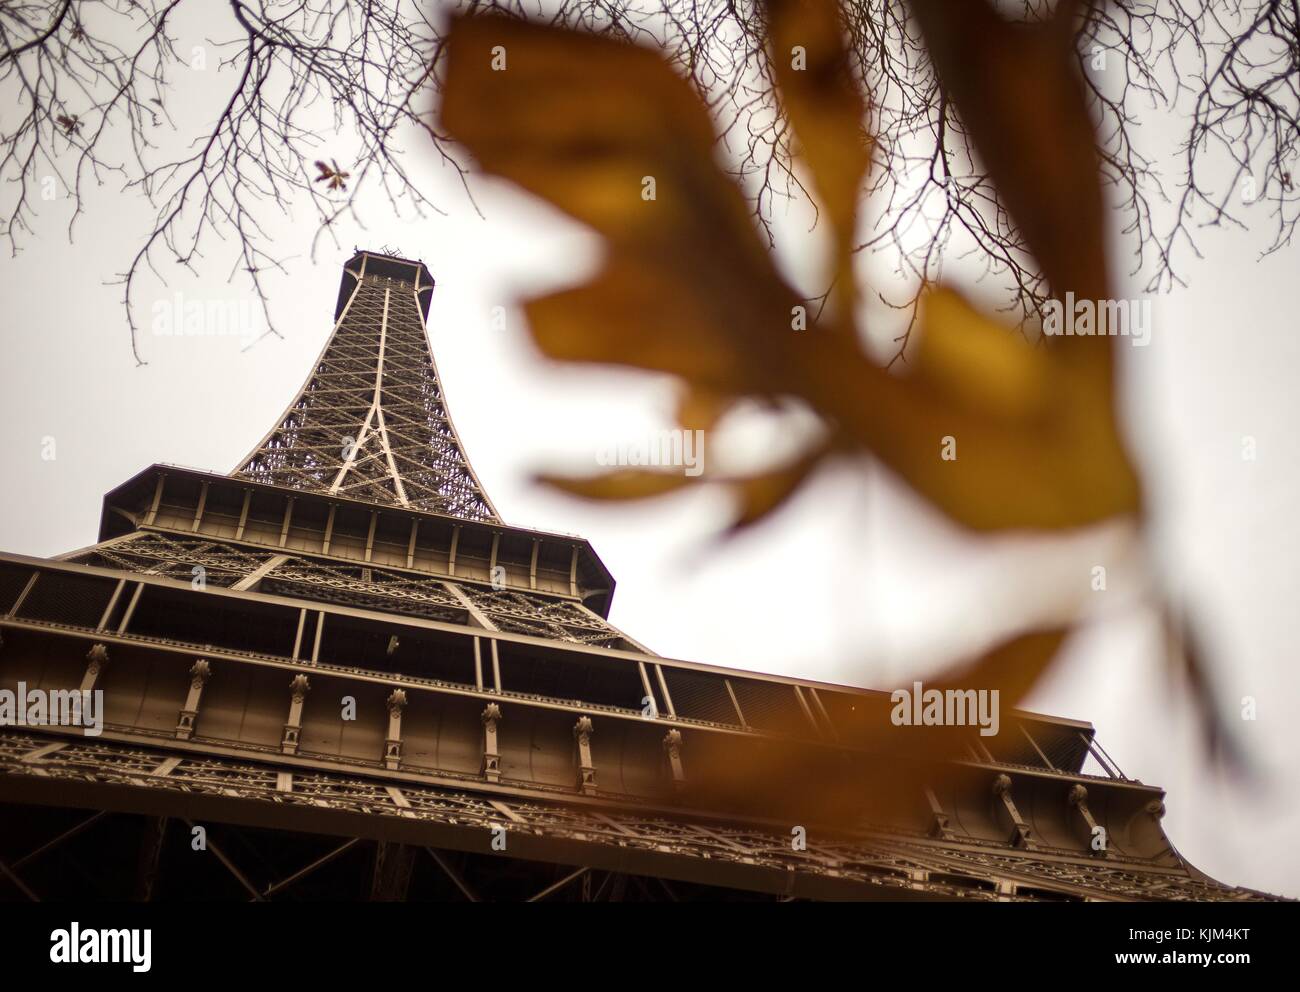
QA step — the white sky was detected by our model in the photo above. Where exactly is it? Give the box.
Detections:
[0,4,1296,897]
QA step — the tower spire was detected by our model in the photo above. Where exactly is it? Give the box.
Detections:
[233,250,499,521]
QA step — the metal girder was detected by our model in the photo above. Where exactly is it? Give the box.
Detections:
[184,819,262,901]
[526,866,589,903]
[12,809,106,869]
[136,816,168,902]
[263,838,364,900]
[0,807,115,902]
[655,878,680,902]
[424,848,479,902]
[0,857,38,901]
[0,731,1279,903]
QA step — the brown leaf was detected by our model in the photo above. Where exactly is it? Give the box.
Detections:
[1163,601,1248,775]
[792,297,1141,529]
[765,0,870,313]
[725,445,827,533]
[675,386,734,435]
[523,257,786,396]
[679,627,1071,826]
[851,286,1141,529]
[442,13,1140,533]
[443,14,802,399]
[314,159,349,191]
[536,470,694,502]
[908,0,1107,307]
[444,17,746,249]
[435,12,1140,796]
[912,287,1055,423]
[538,448,826,534]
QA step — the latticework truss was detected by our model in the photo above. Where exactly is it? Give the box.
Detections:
[2,250,1282,904]
[0,732,1282,902]
[65,530,629,646]
[73,532,266,588]
[233,253,497,521]
[458,587,628,648]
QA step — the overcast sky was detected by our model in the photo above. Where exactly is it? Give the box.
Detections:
[1,3,1296,897]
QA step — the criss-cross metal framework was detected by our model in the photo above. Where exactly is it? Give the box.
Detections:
[0,250,1283,903]
[234,252,497,521]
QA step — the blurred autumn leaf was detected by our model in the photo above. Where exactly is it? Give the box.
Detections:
[899,287,1140,529]
[1163,603,1248,776]
[538,468,694,504]
[436,0,1230,800]
[440,7,1140,533]
[680,627,1069,825]
[765,0,870,317]
[909,0,1109,309]
[442,13,813,531]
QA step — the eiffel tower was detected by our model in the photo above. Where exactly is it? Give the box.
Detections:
[0,250,1277,901]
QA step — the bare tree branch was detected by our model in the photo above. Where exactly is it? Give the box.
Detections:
[1,1,1297,364]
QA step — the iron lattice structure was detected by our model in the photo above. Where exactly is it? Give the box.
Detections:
[0,250,1284,902]
[234,253,497,521]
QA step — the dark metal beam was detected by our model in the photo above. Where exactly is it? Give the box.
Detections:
[0,858,38,901]
[656,877,680,902]
[424,847,479,902]
[136,816,168,901]
[526,866,588,903]
[263,837,363,900]
[591,870,614,902]
[12,809,107,869]
[184,819,261,901]
[0,768,1027,901]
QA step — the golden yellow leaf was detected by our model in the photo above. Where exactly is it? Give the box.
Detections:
[434,11,1164,797]
[725,446,827,533]
[792,312,1141,530]
[913,286,1054,424]
[444,14,803,398]
[679,627,1071,826]
[538,450,826,534]
[675,386,734,435]
[442,20,714,244]
[441,13,1141,533]
[909,0,1108,306]
[765,0,870,309]
[523,256,793,397]
[536,470,694,502]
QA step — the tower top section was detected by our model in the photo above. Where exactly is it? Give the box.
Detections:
[335,250,435,323]
[232,250,499,521]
